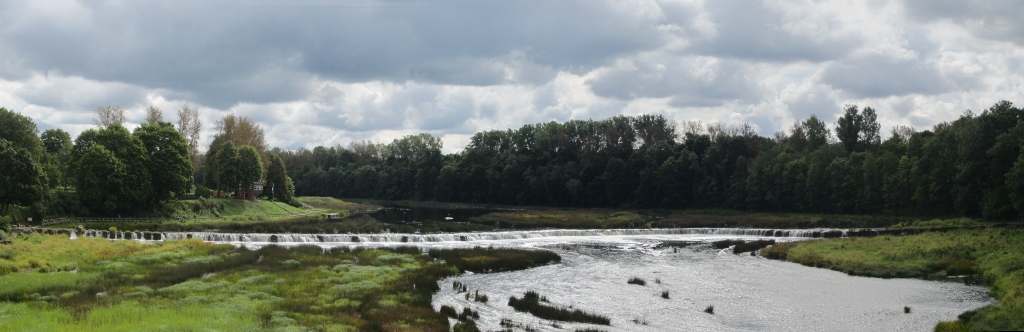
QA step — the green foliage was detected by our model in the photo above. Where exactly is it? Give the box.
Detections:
[236,145,263,195]
[195,185,212,198]
[0,107,42,159]
[266,152,294,201]
[72,124,153,215]
[215,142,239,194]
[274,102,1024,219]
[0,139,46,216]
[133,122,193,201]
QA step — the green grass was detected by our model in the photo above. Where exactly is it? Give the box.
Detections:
[296,197,376,213]
[760,226,1024,331]
[0,234,561,331]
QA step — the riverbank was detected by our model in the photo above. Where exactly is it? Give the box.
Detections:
[759,223,1024,331]
[0,233,558,330]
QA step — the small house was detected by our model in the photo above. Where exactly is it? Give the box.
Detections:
[245,181,265,200]
[326,213,341,220]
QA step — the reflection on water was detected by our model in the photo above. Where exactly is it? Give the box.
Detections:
[433,239,992,332]
[367,205,494,224]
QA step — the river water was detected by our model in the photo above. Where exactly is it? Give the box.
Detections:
[429,235,992,332]
[73,229,993,331]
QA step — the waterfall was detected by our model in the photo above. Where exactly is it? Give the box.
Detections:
[74,227,856,244]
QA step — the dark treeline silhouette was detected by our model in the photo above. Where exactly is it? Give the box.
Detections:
[271,101,1024,219]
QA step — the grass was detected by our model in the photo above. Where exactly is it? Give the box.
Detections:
[627,277,646,286]
[759,226,1024,331]
[0,234,562,331]
[507,291,610,325]
[296,196,378,213]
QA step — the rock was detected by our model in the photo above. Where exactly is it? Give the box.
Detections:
[96,292,107,299]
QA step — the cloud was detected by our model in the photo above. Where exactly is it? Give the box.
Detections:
[686,0,861,62]
[586,54,763,108]
[821,54,951,98]
[902,0,1024,46]
[0,0,670,109]
[2,0,1024,152]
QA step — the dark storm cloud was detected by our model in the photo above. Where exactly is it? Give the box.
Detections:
[821,54,951,98]
[0,0,666,108]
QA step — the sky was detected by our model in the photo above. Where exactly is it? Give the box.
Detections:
[2,0,1023,153]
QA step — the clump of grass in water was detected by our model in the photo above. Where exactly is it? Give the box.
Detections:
[705,305,714,314]
[904,306,911,314]
[711,239,744,249]
[508,291,610,325]
[661,291,670,299]
[733,239,776,254]
[627,277,646,286]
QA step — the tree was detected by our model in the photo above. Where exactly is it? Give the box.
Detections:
[94,105,126,128]
[265,153,294,201]
[836,105,863,153]
[75,144,127,215]
[0,107,43,159]
[134,122,193,201]
[0,139,45,216]
[41,129,73,190]
[145,106,164,124]
[41,129,71,155]
[803,115,830,152]
[835,105,882,153]
[860,107,881,150]
[216,142,239,195]
[72,124,153,214]
[236,145,264,197]
[176,104,202,174]
[206,114,266,185]
[210,114,266,152]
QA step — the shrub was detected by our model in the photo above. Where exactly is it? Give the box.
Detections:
[195,185,212,198]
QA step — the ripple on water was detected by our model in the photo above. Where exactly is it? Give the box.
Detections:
[432,238,993,332]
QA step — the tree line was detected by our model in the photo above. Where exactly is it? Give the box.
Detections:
[278,101,1024,219]
[3,100,1024,220]
[0,105,295,220]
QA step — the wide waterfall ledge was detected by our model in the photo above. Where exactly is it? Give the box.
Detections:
[68,227,896,248]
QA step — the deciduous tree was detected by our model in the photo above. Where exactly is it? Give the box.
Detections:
[93,105,126,128]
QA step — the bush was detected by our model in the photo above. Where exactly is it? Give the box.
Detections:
[195,185,212,198]
[0,215,12,233]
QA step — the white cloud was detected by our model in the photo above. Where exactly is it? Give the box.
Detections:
[1,0,1023,151]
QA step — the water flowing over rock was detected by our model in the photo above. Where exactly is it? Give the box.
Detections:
[75,228,864,244]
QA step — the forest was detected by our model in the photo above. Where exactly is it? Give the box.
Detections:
[3,101,1024,221]
[277,101,1024,219]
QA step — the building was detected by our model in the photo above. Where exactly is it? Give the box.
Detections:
[245,181,265,200]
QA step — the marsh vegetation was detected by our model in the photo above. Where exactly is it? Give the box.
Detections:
[0,233,560,330]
